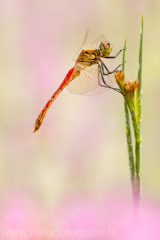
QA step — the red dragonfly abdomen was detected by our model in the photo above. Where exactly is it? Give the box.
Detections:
[33,68,74,132]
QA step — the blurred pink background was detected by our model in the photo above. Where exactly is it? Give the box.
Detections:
[0,0,160,239]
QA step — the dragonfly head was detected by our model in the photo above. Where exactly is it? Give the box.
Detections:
[99,41,112,57]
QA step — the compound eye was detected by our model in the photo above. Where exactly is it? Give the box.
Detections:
[108,43,110,48]
[100,41,107,48]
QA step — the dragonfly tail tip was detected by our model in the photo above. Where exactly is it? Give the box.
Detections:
[33,128,36,133]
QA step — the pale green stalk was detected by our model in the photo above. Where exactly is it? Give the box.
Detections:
[122,38,135,188]
[122,14,143,210]
[130,15,143,206]
[135,15,143,200]
[134,15,143,196]
[113,16,143,213]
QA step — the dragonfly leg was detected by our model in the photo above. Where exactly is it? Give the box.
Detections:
[98,65,122,94]
[105,48,126,58]
[101,62,122,75]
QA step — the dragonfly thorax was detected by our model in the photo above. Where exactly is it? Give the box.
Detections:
[99,41,112,58]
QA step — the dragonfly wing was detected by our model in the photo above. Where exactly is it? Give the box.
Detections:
[67,64,114,96]
[72,29,90,61]
[67,64,98,95]
[83,66,113,96]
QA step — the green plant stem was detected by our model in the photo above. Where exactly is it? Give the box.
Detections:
[130,111,139,141]
[130,109,141,196]
[137,15,143,121]
[135,15,143,202]
[121,16,143,213]
[124,103,135,184]
[122,38,135,195]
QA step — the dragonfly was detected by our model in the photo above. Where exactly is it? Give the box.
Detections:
[33,31,125,132]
